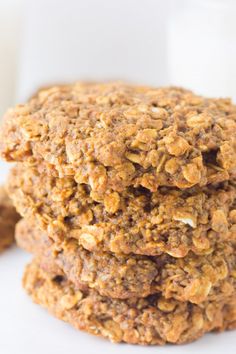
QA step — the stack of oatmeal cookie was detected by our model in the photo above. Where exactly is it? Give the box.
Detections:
[1,83,236,345]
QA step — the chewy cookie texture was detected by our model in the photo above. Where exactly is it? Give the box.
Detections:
[0,186,19,251]
[1,82,236,345]
[16,219,236,304]
[1,83,236,193]
[8,163,236,257]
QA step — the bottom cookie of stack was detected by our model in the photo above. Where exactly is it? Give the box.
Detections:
[23,258,236,345]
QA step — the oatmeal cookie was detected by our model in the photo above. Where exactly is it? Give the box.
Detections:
[0,186,20,251]
[1,83,236,195]
[23,259,236,345]
[9,164,236,257]
[16,219,236,303]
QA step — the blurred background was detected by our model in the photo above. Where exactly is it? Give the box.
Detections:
[0,0,236,118]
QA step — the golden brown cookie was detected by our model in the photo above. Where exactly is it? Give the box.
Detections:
[9,163,236,257]
[23,258,236,345]
[1,83,236,195]
[16,219,236,303]
[0,186,20,251]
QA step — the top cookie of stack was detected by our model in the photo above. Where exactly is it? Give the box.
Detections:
[1,82,236,192]
[1,83,236,258]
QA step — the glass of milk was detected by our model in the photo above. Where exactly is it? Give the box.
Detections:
[167,0,236,101]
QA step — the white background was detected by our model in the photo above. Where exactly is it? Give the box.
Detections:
[0,0,236,353]
[1,0,236,112]
[0,0,22,118]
